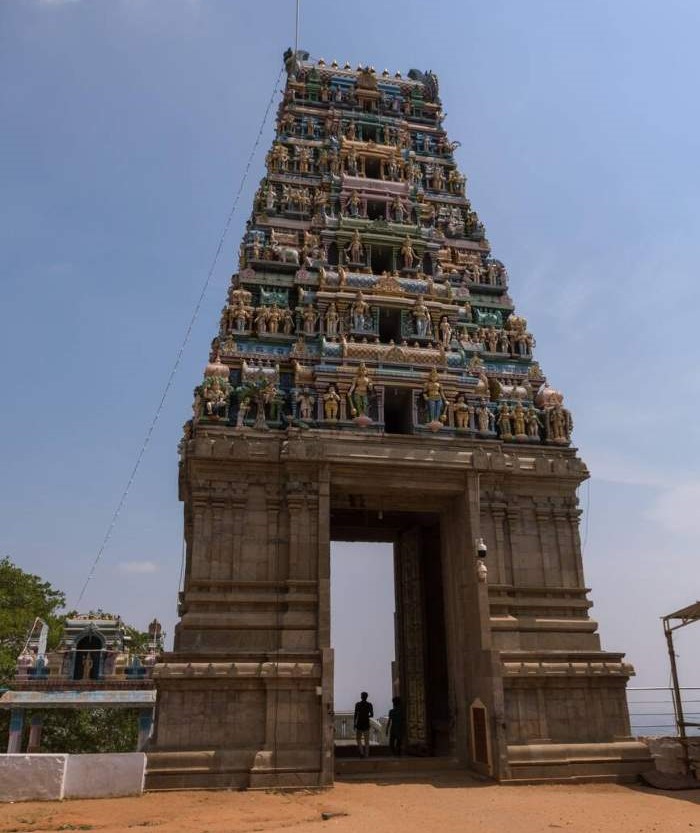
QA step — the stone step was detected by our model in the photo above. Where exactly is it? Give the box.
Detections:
[335,755,465,781]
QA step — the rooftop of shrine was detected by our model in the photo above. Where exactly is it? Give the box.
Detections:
[190,50,573,445]
[12,613,164,690]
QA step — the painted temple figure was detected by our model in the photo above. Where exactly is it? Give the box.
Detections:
[323,383,341,420]
[423,368,447,425]
[348,361,373,419]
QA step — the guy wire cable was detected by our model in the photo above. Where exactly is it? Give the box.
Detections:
[75,66,285,607]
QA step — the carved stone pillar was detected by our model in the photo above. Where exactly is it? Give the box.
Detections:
[395,528,428,752]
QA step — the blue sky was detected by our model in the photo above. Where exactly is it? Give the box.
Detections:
[2,0,699,720]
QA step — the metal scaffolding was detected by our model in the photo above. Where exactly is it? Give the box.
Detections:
[662,600,700,774]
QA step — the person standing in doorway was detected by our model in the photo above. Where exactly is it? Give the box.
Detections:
[353,691,374,757]
[386,695,404,756]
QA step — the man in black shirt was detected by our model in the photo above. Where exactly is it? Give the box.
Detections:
[353,691,374,758]
[386,695,403,756]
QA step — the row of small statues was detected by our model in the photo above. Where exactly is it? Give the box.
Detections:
[256,184,474,244]
[241,223,502,293]
[222,291,530,358]
[459,326,534,356]
[278,109,458,159]
[283,74,440,122]
[340,190,468,229]
[265,140,465,193]
[222,293,451,345]
[197,363,571,444]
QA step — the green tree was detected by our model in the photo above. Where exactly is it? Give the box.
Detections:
[0,556,65,685]
[38,708,140,754]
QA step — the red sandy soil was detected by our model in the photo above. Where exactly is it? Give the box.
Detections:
[0,776,698,833]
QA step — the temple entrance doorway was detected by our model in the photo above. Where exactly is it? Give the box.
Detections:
[330,541,394,753]
[330,506,450,758]
[73,634,103,681]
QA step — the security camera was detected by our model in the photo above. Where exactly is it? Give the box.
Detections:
[476,537,487,558]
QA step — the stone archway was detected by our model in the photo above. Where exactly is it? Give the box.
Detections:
[147,433,516,789]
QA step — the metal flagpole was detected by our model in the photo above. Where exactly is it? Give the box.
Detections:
[295,0,300,56]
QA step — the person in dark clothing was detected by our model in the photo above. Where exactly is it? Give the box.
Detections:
[353,691,374,757]
[386,695,404,756]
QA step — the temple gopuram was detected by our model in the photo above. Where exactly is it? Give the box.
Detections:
[147,50,651,788]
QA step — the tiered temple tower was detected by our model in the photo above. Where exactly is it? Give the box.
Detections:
[147,50,650,788]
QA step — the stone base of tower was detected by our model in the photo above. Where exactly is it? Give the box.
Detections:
[146,429,650,789]
[503,741,652,783]
[145,653,333,791]
[500,653,652,782]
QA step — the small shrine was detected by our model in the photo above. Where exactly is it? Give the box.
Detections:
[2,613,163,753]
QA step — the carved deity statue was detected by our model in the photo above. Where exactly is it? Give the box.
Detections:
[82,653,94,681]
[203,378,229,419]
[323,384,341,420]
[267,304,282,334]
[236,394,250,427]
[256,380,279,429]
[302,304,317,335]
[313,187,328,215]
[391,195,406,223]
[526,406,541,439]
[346,146,359,175]
[348,362,373,418]
[439,315,452,348]
[325,302,340,337]
[497,403,513,439]
[255,305,269,334]
[453,393,470,430]
[282,308,294,335]
[346,189,361,217]
[476,399,494,433]
[512,401,527,438]
[546,404,573,444]
[265,182,277,212]
[351,291,370,332]
[345,229,364,263]
[230,302,250,333]
[296,388,315,421]
[400,235,417,269]
[423,367,447,424]
[412,295,431,338]
[296,145,312,174]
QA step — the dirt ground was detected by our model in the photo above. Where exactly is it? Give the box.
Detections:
[1,776,698,833]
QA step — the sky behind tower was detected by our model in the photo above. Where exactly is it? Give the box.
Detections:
[1,0,699,723]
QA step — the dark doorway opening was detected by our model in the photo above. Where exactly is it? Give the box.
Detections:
[379,307,402,343]
[422,252,433,275]
[371,245,393,275]
[365,157,381,180]
[362,124,378,142]
[367,200,384,220]
[73,634,103,680]
[328,242,339,266]
[383,388,412,436]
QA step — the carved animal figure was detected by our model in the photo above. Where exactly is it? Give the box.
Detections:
[271,244,300,265]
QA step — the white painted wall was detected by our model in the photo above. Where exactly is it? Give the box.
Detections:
[64,753,145,799]
[0,755,66,802]
[0,753,145,802]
